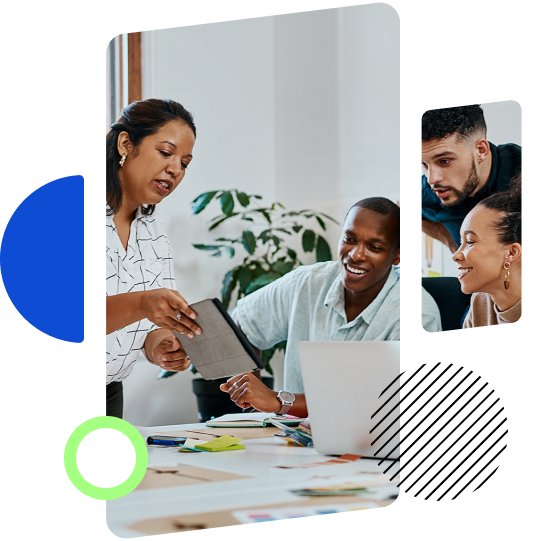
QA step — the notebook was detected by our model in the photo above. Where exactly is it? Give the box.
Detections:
[206,412,305,427]
[173,298,264,380]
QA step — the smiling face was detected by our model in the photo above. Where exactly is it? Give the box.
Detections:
[452,205,511,295]
[117,120,195,211]
[338,206,400,298]
[422,134,483,208]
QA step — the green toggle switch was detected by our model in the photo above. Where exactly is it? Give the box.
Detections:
[0,417,147,500]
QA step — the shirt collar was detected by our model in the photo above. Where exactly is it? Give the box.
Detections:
[105,205,144,222]
[324,265,398,326]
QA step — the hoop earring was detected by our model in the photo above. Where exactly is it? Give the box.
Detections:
[119,155,126,167]
[503,261,511,290]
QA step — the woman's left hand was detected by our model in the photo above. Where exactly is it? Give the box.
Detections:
[146,330,191,371]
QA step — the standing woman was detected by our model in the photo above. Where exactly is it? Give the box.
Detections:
[106,99,202,418]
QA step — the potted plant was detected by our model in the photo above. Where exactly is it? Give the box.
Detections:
[160,189,339,421]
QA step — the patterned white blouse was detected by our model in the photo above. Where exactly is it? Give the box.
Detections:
[106,208,176,384]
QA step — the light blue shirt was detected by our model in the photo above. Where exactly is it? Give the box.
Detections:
[236,262,441,392]
[422,287,442,333]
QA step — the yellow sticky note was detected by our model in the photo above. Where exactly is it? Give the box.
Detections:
[195,435,244,452]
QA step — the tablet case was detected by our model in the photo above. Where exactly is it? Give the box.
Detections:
[172,298,264,380]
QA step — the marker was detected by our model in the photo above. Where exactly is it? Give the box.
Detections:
[147,437,186,446]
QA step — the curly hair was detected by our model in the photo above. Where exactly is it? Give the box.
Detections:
[422,105,486,142]
[106,99,196,217]
[477,173,521,245]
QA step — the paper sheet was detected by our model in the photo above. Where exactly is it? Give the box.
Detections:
[134,464,252,491]
[129,495,389,534]
[159,426,278,441]
[276,454,362,469]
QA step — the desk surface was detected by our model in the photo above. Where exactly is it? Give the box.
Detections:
[107,422,399,536]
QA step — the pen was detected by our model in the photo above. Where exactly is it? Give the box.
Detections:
[147,437,186,446]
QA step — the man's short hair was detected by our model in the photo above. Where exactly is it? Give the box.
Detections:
[345,197,421,250]
[422,105,487,142]
[352,197,400,220]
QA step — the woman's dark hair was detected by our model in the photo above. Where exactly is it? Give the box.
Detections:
[106,99,196,216]
[477,172,521,245]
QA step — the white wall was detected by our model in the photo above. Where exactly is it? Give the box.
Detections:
[126,16,277,426]
[123,4,400,426]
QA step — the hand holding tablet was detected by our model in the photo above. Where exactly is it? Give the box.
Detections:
[172,298,264,380]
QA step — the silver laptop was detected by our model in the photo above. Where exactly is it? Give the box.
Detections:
[299,341,400,460]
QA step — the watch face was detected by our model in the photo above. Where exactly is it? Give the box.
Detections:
[279,391,295,403]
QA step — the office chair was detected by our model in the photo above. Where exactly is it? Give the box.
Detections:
[422,277,471,331]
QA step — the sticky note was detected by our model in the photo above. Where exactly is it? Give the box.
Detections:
[195,435,244,452]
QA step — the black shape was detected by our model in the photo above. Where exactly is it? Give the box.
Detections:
[399,357,537,501]
[371,389,399,419]
[369,401,401,434]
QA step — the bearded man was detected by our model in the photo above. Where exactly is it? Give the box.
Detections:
[421,104,521,253]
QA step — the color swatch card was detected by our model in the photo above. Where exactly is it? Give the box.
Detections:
[233,502,387,530]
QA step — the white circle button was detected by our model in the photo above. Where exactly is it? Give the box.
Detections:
[76,428,136,488]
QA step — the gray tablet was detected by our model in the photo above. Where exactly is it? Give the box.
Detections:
[172,298,264,380]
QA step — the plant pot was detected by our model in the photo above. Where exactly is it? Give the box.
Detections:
[192,376,274,423]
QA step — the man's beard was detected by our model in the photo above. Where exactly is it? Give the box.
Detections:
[440,160,480,208]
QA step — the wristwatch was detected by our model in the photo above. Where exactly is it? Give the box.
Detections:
[276,390,295,415]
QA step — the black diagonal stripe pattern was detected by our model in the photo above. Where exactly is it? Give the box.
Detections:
[369,370,411,484]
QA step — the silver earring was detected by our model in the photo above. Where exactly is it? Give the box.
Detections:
[503,261,511,290]
[119,155,126,167]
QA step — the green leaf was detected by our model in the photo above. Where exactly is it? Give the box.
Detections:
[221,267,239,310]
[287,248,297,260]
[191,191,218,215]
[315,235,332,262]
[242,230,257,255]
[210,251,222,257]
[282,261,295,274]
[192,244,223,251]
[261,347,275,375]
[319,212,340,224]
[253,194,263,199]
[272,260,290,274]
[225,246,235,258]
[315,215,326,231]
[292,225,303,233]
[236,191,250,207]
[259,229,271,244]
[245,272,281,295]
[250,208,273,224]
[302,229,316,252]
[238,266,252,293]
[208,213,237,231]
[220,192,235,215]
[241,216,254,222]
[261,340,287,375]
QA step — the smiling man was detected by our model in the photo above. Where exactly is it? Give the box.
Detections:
[220,197,441,417]
[422,105,521,252]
